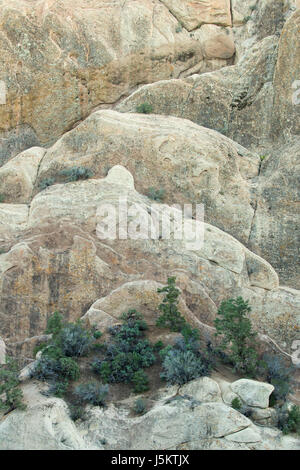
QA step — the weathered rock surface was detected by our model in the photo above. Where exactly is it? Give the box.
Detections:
[116,7,300,288]
[250,138,300,289]
[0,377,299,450]
[0,0,236,162]
[0,336,5,364]
[0,383,91,450]
[117,34,278,148]
[0,147,45,203]
[160,0,232,31]
[36,110,259,245]
[231,379,274,409]
[271,9,300,140]
[1,165,298,356]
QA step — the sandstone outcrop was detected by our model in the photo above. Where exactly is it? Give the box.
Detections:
[0,0,236,162]
[35,110,259,245]
[1,164,298,358]
[0,377,299,450]
[0,1,299,451]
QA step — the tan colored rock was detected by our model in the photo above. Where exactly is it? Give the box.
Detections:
[0,147,45,203]
[0,167,295,354]
[0,383,91,450]
[0,0,235,162]
[225,426,261,443]
[160,0,232,31]
[272,10,300,140]
[231,379,274,409]
[117,35,278,149]
[198,25,235,59]
[180,377,222,402]
[0,204,29,243]
[250,139,300,289]
[36,110,259,245]
[1,375,299,450]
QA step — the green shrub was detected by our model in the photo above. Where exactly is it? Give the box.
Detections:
[147,187,166,202]
[0,357,26,413]
[74,382,109,407]
[33,342,48,357]
[231,397,242,411]
[92,310,156,388]
[260,354,293,403]
[277,405,300,435]
[132,370,149,393]
[175,23,183,33]
[93,330,102,340]
[32,355,80,382]
[161,348,210,385]
[69,404,86,422]
[160,331,212,386]
[214,297,258,377]
[0,194,5,203]
[47,379,69,398]
[56,322,93,357]
[60,166,93,182]
[156,277,187,332]
[136,103,153,114]
[39,178,55,190]
[153,340,164,352]
[133,398,147,415]
[45,311,64,336]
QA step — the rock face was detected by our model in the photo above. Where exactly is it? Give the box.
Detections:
[0,0,236,162]
[0,0,299,452]
[0,147,45,203]
[0,378,299,450]
[160,0,232,31]
[271,9,300,140]
[116,8,300,288]
[117,34,278,149]
[35,110,259,245]
[250,139,300,289]
[1,163,299,357]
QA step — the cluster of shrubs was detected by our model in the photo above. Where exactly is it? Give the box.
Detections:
[146,187,166,202]
[4,277,298,436]
[31,311,99,399]
[92,309,156,393]
[39,166,93,190]
[155,277,212,384]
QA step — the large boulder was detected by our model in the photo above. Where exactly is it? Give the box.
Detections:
[231,379,274,409]
[0,0,235,162]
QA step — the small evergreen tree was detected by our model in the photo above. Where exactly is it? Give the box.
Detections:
[0,357,26,413]
[156,277,186,332]
[214,297,258,377]
[45,311,64,336]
